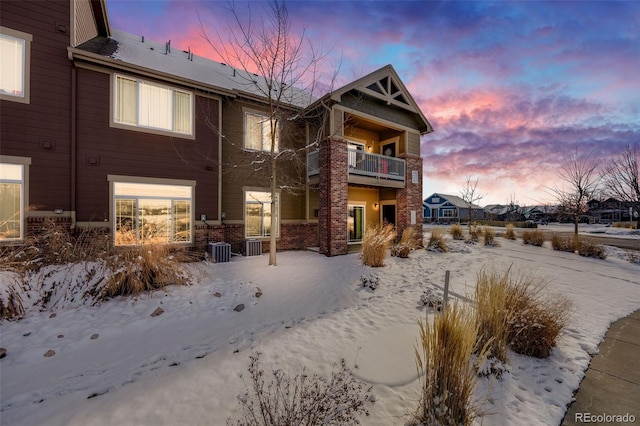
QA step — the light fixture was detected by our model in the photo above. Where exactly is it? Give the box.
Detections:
[374,203,378,209]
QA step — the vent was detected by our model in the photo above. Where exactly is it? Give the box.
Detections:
[245,239,262,256]
[208,242,231,263]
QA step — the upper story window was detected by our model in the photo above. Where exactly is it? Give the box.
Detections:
[0,27,32,104]
[113,74,193,137]
[244,111,279,152]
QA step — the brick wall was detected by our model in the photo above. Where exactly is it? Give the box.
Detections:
[318,137,348,256]
[397,155,424,246]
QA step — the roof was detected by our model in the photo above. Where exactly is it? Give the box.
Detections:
[72,29,314,108]
[423,193,483,210]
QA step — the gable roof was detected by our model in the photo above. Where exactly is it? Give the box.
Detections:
[424,193,483,210]
[310,64,433,135]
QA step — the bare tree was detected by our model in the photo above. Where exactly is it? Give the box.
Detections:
[506,192,520,222]
[601,144,640,228]
[200,0,334,265]
[459,176,484,232]
[549,148,600,236]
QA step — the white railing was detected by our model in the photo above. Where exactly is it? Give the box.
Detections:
[307,149,406,182]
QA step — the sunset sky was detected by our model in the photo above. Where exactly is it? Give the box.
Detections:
[105,0,640,206]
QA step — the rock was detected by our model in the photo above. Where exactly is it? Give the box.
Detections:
[57,334,64,339]
[255,288,263,298]
[0,348,7,359]
[44,349,56,357]
[150,307,164,317]
[49,313,57,319]
[90,334,99,340]
[23,332,31,337]
[233,304,245,312]
[213,292,222,298]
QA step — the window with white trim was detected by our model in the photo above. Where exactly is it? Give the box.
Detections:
[0,27,32,103]
[113,181,193,245]
[244,111,279,152]
[442,209,455,218]
[0,163,25,241]
[245,190,279,238]
[113,74,193,136]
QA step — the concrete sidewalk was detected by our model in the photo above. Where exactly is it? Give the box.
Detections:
[562,309,640,425]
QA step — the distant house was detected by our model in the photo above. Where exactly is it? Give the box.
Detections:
[587,198,632,224]
[484,204,520,221]
[423,193,484,223]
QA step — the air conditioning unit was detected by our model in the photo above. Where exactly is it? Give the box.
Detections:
[245,239,262,256]
[208,242,231,263]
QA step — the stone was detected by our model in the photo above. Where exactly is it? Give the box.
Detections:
[150,307,164,317]
[90,334,99,340]
[57,334,64,339]
[213,292,222,298]
[0,348,6,359]
[49,313,57,319]
[44,349,55,357]
[255,288,263,298]
[234,304,245,312]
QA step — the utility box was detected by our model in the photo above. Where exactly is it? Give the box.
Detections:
[245,239,262,256]
[208,242,231,263]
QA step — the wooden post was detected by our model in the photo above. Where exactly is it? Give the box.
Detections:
[443,270,450,311]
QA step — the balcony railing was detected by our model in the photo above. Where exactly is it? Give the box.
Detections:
[307,149,406,183]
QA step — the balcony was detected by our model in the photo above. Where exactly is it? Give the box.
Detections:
[307,149,406,188]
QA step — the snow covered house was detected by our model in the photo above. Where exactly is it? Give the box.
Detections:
[423,193,484,223]
[0,0,432,256]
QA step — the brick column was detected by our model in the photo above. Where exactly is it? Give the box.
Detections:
[397,155,424,245]
[318,137,348,256]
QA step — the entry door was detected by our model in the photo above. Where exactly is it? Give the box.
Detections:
[382,204,396,226]
[348,204,365,243]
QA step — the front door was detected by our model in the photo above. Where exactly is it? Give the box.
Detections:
[382,204,396,226]
[348,204,365,243]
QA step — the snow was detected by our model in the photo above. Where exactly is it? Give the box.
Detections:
[1,230,639,426]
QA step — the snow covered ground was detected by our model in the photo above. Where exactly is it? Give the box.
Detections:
[1,230,639,426]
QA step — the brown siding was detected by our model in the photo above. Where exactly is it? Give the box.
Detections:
[74,68,220,222]
[407,132,421,157]
[73,0,97,46]
[0,0,72,211]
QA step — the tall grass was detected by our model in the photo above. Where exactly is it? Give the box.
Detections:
[551,234,576,252]
[450,224,464,240]
[427,228,448,252]
[576,240,607,259]
[482,227,499,247]
[504,224,516,240]
[361,224,396,267]
[467,226,481,243]
[412,303,484,426]
[391,226,419,258]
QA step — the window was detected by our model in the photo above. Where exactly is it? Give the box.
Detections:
[244,111,279,152]
[0,162,25,241]
[113,74,193,136]
[0,27,32,103]
[442,209,455,218]
[112,180,193,245]
[245,190,279,238]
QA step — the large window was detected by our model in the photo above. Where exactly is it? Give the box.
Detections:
[0,163,25,241]
[113,180,193,245]
[245,190,279,238]
[113,74,193,136]
[244,111,279,152]
[0,27,31,103]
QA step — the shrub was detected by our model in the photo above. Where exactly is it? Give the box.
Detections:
[467,225,481,243]
[450,224,464,240]
[629,252,640,264]
[391,226,419,258]
[505,274,571,358]
[613,222,638,229]
[522,229,544,246]
[504,224,516,240]
[361,224,396,267]
[551,234,576,252]
[0,276,25,320]
[426,228,448,252]
[576,240,607,259]
[474,267,512,376]
[412,303,484,426]
[483,227,499,247]
[99,245,196,299]
[228,353,372,425]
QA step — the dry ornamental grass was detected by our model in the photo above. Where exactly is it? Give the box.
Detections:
[361,224,396,267]
[427,229,448,252]
[450,224,464,240]
[522,229,545,246]
[504,224,516,240]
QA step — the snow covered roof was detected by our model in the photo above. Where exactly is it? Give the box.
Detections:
[73,29,314,109]
[424,193,483,210]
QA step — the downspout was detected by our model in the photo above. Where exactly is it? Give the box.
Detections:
[70,65,77,231]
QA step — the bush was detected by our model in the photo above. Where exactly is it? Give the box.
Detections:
[522,229,544,246]
[228,354,372,425]
[361,224,396,267]
[450,224,464,240]
[391,226,419,258]
[467,225,481,243]
[613,222,638,229]
[426,228,448,252]
[474,267,512,376]
[576,240,607,259]
[551,234,576,252]
[99,245,195,299]
[483,227,499,247]
[504,224,516,240]
[412,303,483,426]
[505,274,571,358]
[0,276,25,320]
